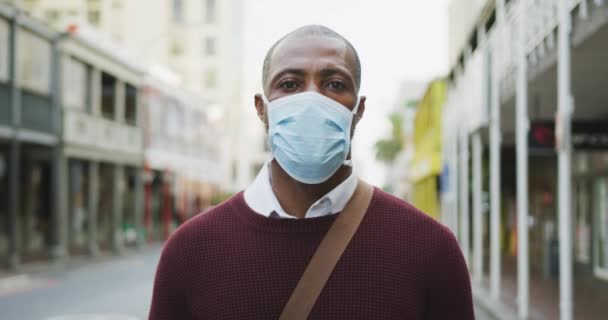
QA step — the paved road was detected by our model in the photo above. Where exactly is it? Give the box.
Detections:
[0,245,494,320]
[0,246,162,320]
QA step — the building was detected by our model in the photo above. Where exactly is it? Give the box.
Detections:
[443,0,608,319]
[4,0,250,191]
[0,2,228,270]
[0,4,61,269]
[56,24,146,258]
[141,65,224,241]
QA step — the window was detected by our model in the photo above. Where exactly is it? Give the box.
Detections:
[171,41,184,56]
[87,10,100,25]
[173,0,184,23]
[205,0,216,24]
[18,30,51,95]
[44,10,60,23]
[101,72,116,119]
[125,84,137,126]
[204,69,217,89]
[204,37,216,56]
[62,57,86,109]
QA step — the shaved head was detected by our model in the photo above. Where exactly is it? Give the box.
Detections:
[262,25,361,94]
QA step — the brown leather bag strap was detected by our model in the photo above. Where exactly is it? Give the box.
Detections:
[279,180,374,320]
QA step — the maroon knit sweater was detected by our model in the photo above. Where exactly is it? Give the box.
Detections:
[149,188,474,320]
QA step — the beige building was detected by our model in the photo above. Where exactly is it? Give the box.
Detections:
[4,0,247,190]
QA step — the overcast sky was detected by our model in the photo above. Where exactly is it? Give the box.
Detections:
[240,0,449,186]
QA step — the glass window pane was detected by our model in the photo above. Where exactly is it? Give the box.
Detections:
[205,0,216,24]
[17,29,51,95]
[173,0,184,23]
[63,57,87,109]
[204,37,216,56]
[205,69,216,89]
[0,18,8,83]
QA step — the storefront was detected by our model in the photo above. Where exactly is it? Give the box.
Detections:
[0,147,7,261]
[574,152,608,281]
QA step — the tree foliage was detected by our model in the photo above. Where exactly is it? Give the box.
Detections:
[374,112,404,164]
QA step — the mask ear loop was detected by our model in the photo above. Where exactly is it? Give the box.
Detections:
[262,95,270,106]
[343,96,361,167]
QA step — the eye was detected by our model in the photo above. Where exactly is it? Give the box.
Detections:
[279,80,299,90]
[327,80,345,90]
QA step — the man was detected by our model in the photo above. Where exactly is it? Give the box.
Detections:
[149,25,474,319]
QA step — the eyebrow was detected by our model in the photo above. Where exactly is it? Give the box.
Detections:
[319,68,354,84]
[269,68,307,84]
[269,67,355,86]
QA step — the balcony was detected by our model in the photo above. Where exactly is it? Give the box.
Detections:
[63,109,143,156]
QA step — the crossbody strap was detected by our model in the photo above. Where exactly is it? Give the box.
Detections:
[279,179,374,320]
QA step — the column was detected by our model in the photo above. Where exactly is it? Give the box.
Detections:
[557,1,574,319]
[50,35,67,261]
[88,161,99,256]
[490,0,506,302]
[451,124,460,238]
[7,11,20,270]
[472,131,484,284]
[50,148,68,261]
[7,141,19,270]
[112,164,125,253]
[460,126,470,264]
[516,1,530,318]
[134,168,145,248]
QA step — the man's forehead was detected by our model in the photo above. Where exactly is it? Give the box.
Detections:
[268,35,356,76]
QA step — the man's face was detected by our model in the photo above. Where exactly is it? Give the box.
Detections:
[255,35,365,130]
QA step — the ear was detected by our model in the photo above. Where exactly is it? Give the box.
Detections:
[254,94,268,126]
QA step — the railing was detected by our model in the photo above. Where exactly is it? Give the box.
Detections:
[64,110,143,155]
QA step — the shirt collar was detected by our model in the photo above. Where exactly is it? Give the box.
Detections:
[243,160,358,219]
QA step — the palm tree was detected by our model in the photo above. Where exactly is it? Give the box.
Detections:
[374,111,405,164]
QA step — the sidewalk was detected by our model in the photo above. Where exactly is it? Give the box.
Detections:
[474,258,608,320]
[0,244,164,296]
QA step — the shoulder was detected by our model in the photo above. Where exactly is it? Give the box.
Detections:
[162,192,244,254]
[369,187,454,241]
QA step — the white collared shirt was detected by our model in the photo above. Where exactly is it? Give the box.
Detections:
[243,161,358,219]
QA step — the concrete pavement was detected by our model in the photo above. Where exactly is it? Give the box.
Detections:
[0,246,162,320]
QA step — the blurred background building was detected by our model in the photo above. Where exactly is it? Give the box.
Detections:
[437,0,608,319]
[3,0,250,191]
[0,0,253,270]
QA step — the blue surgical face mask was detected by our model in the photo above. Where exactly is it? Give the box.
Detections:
[263,91,360,184]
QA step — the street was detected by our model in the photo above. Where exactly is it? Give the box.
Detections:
[0,244,494,320]
[0,247,161,320]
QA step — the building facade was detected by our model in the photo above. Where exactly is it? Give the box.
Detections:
[0,2,226,270]
[0,4,61,269]
[443,0,608,319]
[5,0,252,191]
